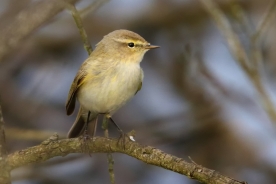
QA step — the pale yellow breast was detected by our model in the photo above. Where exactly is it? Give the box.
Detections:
[77,62,143,114]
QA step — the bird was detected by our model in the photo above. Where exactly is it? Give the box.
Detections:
[66,29,159,138]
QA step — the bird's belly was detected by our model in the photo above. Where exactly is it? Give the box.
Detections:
[77,67,141,114]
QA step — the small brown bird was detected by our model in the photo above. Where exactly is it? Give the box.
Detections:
[66,29,159,138]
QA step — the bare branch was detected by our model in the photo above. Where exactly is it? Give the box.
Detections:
[0,101,6,158]
[79,0,110,19]
[102,117,115,184]
[0,0,81,62]
[198,0,251,73]
[67,4,93,55]
[253,0,276,42]
[249,0,276,122]
[199,0,276,123]
[0,101,11,184]
[67,0,109,55]
[7,135,247,184]
[250,0,276,69]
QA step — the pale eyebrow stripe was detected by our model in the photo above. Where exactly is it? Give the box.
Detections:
[112,38,145,45]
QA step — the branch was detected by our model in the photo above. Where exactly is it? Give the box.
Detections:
[253,0,276,42]
[0,101,7,159]
[102,116,115,184]
[7,135,247,184]
[250,0,276,122]
[0,101,11,184]
[67,4,93,55]
[198,0,251,73]
[199,0,276,123]
[67,0,110,55]
[0,0,81,62]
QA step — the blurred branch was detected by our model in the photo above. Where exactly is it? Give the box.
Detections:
[250,0,276,122]
[7,135,247,184]
[0,101,11,184]
[5,127,66,141]
[199,0,251,73]
[0,102,7,161]
[199,0,276,123]
[79,0,110,18]
[0,0,81,62]
[67,4,93,54]
[67,0,109,55]
[253,0,276,42]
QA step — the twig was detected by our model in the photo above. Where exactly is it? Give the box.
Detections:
[248,1,276,122]
[7,135,247,184]
[0,101,7,157]
[250,0,276,69]
[79,0,110,17]
[0,100,11,184]
[253,0,276,42]
[229,1,276,122]
[67,4,93,54]
[199,0,276,123]
[67,0,109,55]
[102,116,115,184]
[199,0,251,73]
[0,0,81,62]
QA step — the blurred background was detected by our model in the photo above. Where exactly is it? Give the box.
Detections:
[1,0,276,183]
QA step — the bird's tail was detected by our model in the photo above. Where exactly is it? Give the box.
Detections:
[67,106,98,138]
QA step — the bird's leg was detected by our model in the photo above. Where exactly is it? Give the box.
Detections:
[106,114,123,133]
[106,114,126,149]
[83,111,91,156]
[83,111,91,140]
[80,111,92,156]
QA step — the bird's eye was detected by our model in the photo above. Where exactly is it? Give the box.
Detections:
[128,42,135,48]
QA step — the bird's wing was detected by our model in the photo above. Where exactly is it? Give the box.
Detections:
[135,69,144,95]
[65,64,88,115]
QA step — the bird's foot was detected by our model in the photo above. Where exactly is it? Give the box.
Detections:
[79,130,93,156]
[117,130,127,150]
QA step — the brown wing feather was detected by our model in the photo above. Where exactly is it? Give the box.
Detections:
[67,107,98,138]
[66,67,87,115]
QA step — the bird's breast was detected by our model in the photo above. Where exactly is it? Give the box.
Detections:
[77,62,143,114]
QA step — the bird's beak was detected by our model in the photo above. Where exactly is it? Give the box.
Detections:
[145,44,160,49]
